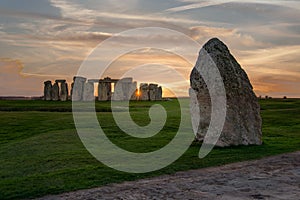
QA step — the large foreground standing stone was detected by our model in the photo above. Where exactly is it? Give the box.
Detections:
[190,38,262,147]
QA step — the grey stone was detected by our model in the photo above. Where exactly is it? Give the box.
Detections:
[56,79,66,83]
[149,84,158,101]
[44,81,52,101]
[51,82,59,101]
[120,77,133,83]
[130,82,138,100]
[156,86,163,100]
[83,82,95,101]
[72,76,86,101]
[140,83,149,101]
[88,79,100,83]
[60,82,68,101]
[112,78,137,101]
[98,81,111,101]
[190,38,262,147]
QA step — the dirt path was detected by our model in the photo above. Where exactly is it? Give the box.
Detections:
[39,151,300,200]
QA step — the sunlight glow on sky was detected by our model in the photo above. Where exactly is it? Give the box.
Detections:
[0,0,299,97]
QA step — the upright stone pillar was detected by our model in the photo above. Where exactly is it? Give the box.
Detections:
[98,82,110,101]
[44,81,52,101]
[156,86,163,100]
[71,82,74,97]
[60,81,68,101]
[104,78,112,100]
[113,82,124,101]
[149,84,158,101]
[130,82,138,100]
[72,76,86,101]
[51,81,60,101]
[140,83,149,101]
[83,81,95,101]
[113,77,133,101]
[190,38,262,147]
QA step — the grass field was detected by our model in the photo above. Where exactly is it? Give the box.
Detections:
[0,99,299,199]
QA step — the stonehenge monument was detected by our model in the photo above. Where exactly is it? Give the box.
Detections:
[43,77,163,101]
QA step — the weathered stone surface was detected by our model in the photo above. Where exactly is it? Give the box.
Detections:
[190,38,262,147]
[140,83,149,101]
[120,77,133,83]
[130,82,138,100]
[149,84,158,101]
[156,86,163,100]
[83,82,95,101]
[112,82,123,101]
[56,79,66,83]
[44,81,52,101]
[98,82,112,101]
[51,82,59,101]
[113,78,137,101]
[72,76,86,101]
[60,82,68,101]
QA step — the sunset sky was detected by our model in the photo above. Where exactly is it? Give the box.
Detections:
[0,0,299,97]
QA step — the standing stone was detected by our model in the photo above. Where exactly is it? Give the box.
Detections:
[113,82,124,101]
[113,78,133,101]
[149,84,158,101]
[156,86,163,100]
[60,81,68,101]
[98,78,112,101]
[71,82,74,97]
[140,83,149,101]
[51,81,60,101]
[83,82,95,101]
[72,76,86,101]
[98,82,108,101]
[44,81,52,101]
[190,38,262,147]
[130,82,138,100]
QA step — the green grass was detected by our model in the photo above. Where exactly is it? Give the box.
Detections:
[0,99,299,199]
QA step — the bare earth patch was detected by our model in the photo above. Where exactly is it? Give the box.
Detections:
[39,151,300,200]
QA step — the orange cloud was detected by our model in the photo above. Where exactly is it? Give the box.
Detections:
[0,58,71,96]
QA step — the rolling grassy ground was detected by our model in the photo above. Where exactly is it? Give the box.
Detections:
[0,99,299,199]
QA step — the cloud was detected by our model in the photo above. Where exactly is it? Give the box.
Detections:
[189,26,268,51]
[251,74,300,98]
[165,0,300,13]
[0,0,299,97]
[234,45,300,97]
[0,59,51,96]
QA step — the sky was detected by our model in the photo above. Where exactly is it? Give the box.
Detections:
[0,0,299,97]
